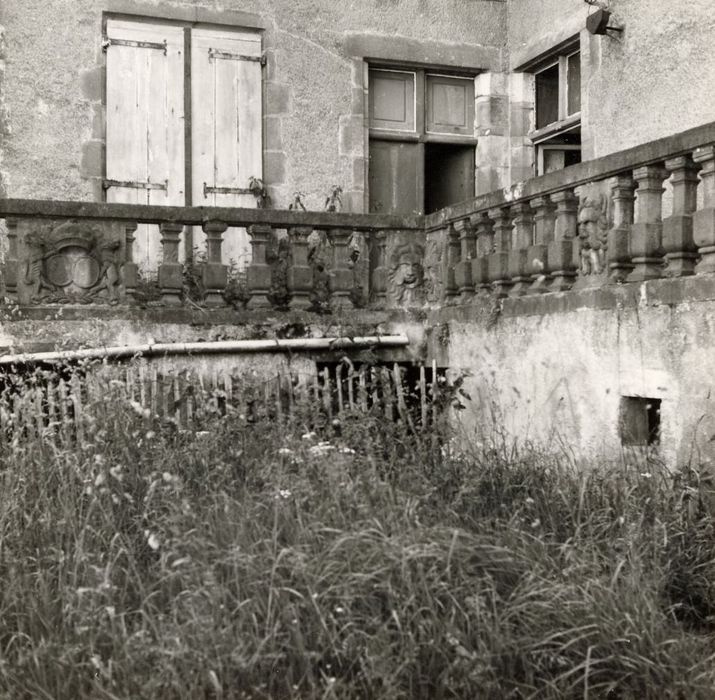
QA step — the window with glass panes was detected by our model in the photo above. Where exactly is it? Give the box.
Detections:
[531,47,582,176]
[368,67,477,215]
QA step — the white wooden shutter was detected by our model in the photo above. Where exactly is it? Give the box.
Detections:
[191,27,263,269]
[105,19,185,272]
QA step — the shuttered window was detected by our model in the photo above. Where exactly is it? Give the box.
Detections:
[105,19,263,272]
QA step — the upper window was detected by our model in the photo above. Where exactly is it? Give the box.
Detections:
[368,68,476,215]
[531,47,581,176]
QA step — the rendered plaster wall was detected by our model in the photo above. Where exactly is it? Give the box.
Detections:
[442,278,715,468]
[507,0,715,159]
[0,0,506,213]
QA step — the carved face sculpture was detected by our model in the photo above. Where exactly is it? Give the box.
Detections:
[388,241,425,305]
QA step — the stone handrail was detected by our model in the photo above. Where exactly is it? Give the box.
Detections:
[0,200,424,311]
[421,120,715,303]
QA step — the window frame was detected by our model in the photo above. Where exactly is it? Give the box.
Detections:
[367,64,477,215]
[525,40,582,176]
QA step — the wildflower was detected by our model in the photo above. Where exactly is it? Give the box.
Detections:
[145,430,156,440]
[525,497,535,505]
[338,446,356,455]
[275,489,292,500]
[109,465,123,481]
[129,401,144,417]
[162,471,176,483]
[301,431,317,441]
[278,447,293,456]
[334,605,345,614]
[94,454,105,466]
[94,473,106,487]
[640,472,652,479]
[144,531,160,551]
[530,519,541,528]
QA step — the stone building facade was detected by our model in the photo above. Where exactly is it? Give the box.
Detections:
[0,0,714,466]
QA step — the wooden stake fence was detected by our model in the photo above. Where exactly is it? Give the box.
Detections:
[0,361,446,445]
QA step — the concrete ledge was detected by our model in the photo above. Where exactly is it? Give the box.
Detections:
[0,198,424,231]
[434,274,715,323]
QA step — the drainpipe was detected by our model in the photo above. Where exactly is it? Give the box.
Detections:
[0,334,410,365]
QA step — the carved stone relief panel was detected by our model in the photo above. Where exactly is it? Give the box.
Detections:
[385,230,427,308]
[424,231,445,305]
[15,219,125,305]
[575,182,611,283]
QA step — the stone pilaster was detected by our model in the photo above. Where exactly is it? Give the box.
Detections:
[528,196,554,293]
[472,213,494,295]
[288,226,313,310]
[627,165,668,283]
[608,176,637,283]
[122,222,138,303]
[693,146,715,273]
[158,222,184,306]
[508,202,533,297]
[3,217,18,302]
[444,224,461,305]
[329,228,355,310]
[548,190,578,291]
[454,218,476,303]
[202,220,228,306]
[246,224,273,309]
[662,156,700,277]
[487,207,512,298]
[371,230,388,306]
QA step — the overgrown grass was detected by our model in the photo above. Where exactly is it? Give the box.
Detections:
[0,366,714,699]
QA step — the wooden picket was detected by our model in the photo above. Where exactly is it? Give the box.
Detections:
[0,360,445,446]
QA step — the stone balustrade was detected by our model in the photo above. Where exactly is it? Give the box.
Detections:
[3,121,715,313]
[424,120,715,302]
[0,200,423,312]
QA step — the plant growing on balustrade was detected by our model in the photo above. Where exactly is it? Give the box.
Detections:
[223,260,250,309]
[578,193,610,276]
[325,184,343,212]
[266,235,291,310]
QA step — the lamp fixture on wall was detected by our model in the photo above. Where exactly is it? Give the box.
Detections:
[583,0,623,36]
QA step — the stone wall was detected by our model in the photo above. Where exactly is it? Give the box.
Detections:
[438,276,715,468]
[0,0,506,211]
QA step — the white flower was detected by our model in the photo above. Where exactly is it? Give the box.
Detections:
[145,531,160,550]
[278,447,293,456]
[94,473,106,487]
[275,489,292,500]
[338,446,356,455]
[640,472,652,479]
[301,432,317,441]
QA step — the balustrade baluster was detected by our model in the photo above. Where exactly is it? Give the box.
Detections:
[329,227,355,309]
[3,218,18,302]
[607,176,637,282]
[487,207,512,298]
[122,222,138,302]
[246,223,273,309]
[288,225,313,310]
[508,202,533,296]
[454,218,476,303]
[202,220,228,306]
[693,145,715,273]
[528,196,555,293]
[662,156,700,277]
[548,189,578,291]
[472,212,494,295]
[158,221,184,305]
[371,230,388,306]
[444,224,461,304]
[627,165,668,282]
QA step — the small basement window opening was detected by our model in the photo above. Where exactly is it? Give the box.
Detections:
[619,396,661,447]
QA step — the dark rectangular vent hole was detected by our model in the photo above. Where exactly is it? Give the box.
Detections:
[619,396,661,447]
